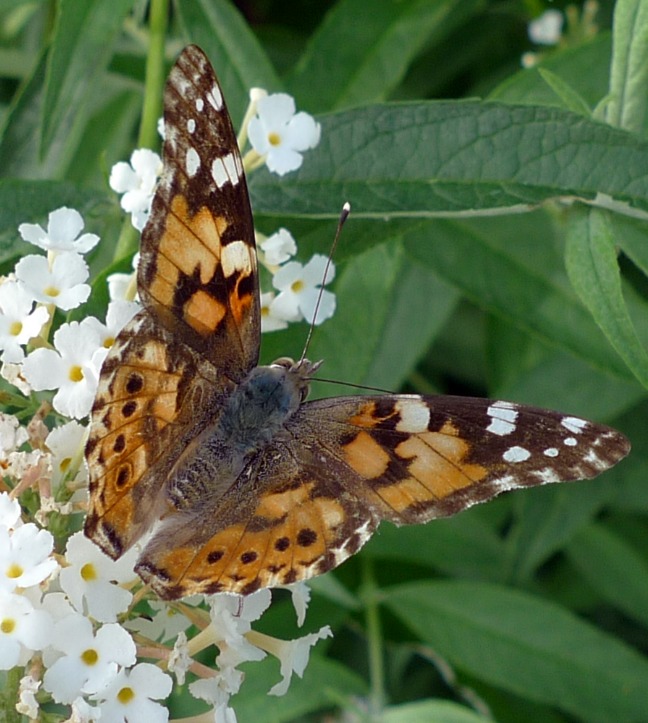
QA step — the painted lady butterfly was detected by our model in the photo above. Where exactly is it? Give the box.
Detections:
[84,45,630,600]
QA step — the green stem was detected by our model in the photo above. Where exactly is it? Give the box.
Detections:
[362,557,385,717]
[114,0,169,261]
[138,0,169,148]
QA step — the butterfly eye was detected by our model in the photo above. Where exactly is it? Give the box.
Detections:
[271,357,295,370]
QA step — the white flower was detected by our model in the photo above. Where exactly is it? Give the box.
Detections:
[286,581,311,627]
[168,631,191,684]
[19,207,99,254]
[529,9,563,45]
[250,626,333,696]
[85,300,139,350]
[1,362,31,396]
[66,697,102,723]
[0,523,58,591]
[110,149,162,231]
[59,532,137,623]
[0,590,52,669]
[0,491,21,528]
[209,589,272,659]
[260,292,288,333]
[15,252,91,310]
[22,320,108,419]
[189,591,272,711]
[126,600,191,643]
[92,662,172,723]
[17,674,40,718]
[259,228,297,266]
[46,421,88,489]
[271,254,335,325]
[107,254,140,302]
[43,614,136,704]
[0,414,28,459]
[248,94,320,175]
[0,280,49,363]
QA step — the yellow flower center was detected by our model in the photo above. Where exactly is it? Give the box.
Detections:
[291,280,304,293]
[80,563,97,581]
[44,286,60,298]
[103,336,115,348]
[268,131,281,146]
[9,321,22,337]
[69,365,84,382]
[6,563,23,579]
[59,457,71,473]
[1,618,15,634]
[117,686,135,704]
[81,648,99,666]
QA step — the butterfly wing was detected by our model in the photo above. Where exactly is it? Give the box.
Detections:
[139,44,259,372]
[293,394,630,524]
[134,393,629,598]
[85,45,258,558]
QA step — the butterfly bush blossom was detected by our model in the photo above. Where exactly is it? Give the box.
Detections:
[0,87,333,722]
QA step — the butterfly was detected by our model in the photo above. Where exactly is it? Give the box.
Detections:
[84,45,631,600]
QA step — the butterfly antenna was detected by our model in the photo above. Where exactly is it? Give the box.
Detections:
[299,202,351,366]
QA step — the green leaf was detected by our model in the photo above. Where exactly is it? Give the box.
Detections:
[174,0,280,122]
[385,580,648,722]
[383,699,491,723]
[249,101,648,218]
[613,213,648,277]
[286,0,482,112]
[505,479,614,582]
[566,521,648,628]
[537,68,592,116]
[487,322,644,421]
[233,655,366,722]
[565,207,648,389]
[491,35,611,108]
[41,0,133,155]
[364,512,509,583]
[401,217,632,381]
[604,0,648,134]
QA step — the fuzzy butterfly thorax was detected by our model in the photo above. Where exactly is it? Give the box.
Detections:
[164,358,318,511]
[84,45,630,600]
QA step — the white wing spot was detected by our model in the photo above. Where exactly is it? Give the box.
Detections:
[561,416,588,434]
[186,147,200,177]
[187,118,196,134]
[564,437,578,447]
[503,446,531,463]
[211,152,241,188]
[533,467,561,484]
[221,240,250,278]
[487,401,518,436]
[395,398,430,433]
[543,447,559,457]
[196,98,204,112]
[207,84,223,110]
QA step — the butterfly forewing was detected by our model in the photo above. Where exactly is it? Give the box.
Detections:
[139,44,259,374]
[294,395,630,524]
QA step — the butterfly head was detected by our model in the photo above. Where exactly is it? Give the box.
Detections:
[269,356,323,403]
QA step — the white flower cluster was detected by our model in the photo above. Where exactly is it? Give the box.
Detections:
[0,89,333,722]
